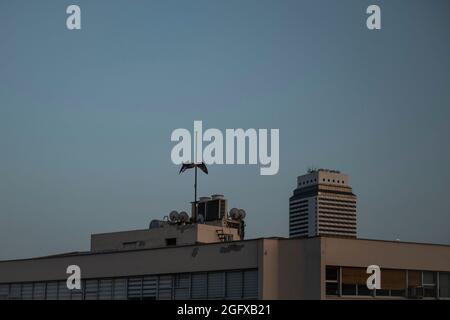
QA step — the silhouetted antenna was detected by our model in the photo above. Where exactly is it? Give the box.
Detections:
[307,165,318,173]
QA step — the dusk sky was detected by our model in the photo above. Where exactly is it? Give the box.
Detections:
[1,0,449,260]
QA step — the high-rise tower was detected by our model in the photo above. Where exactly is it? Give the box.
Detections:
[289,169,357,238]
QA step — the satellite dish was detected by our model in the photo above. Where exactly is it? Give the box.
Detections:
[230,208,239,220]
[238,209,246,220]
[197,214,205,224]
[169,210,179,222]
[179,211,189,222]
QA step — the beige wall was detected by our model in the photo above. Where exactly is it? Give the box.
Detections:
[257,238,322,300]
[278,238,322,299]
[322,237,450,271]
[196,224,240,244]
[91,224,241,252]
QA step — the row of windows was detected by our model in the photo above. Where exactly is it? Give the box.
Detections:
[0,269,258,300]
[291,214,308,220]
[290,212,308,218]
[300,178,317,185]
[325,266,450,299]
[289,208,308,215]
[319,203,356,211]
[290,226,309,233]
[289,199,309,206]
[318,230,356,237]
[299,178,346,186]
[318,197,356,205]
[322,178,345,184]
[319,213,356,220]
[319,217,357,224]
[289,203,309,210]
[290,221,309,227]
[319,220,357,227]
[319,203,356,210]
[319,209,357,217]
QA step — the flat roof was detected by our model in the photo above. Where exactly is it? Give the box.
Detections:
[1,235,449,264]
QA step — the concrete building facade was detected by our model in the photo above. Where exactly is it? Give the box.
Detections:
[1,236,450,300]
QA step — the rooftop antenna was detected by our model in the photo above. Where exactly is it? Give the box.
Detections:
[307,165,317,173]
[179,130,208,222]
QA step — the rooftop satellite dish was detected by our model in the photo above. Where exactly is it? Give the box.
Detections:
[230,208,239,220]
[238,209,246,220]
[179,211,189,223]
[169,210,179,222]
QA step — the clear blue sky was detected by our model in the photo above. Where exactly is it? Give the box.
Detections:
[1,0,449,260]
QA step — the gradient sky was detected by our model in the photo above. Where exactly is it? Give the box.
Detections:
[1,0,449,260]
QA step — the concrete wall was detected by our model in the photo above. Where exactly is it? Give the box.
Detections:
[258,238,322,300]
[196,224,240,244]
[278,238,322,299]
[91,225,198,252]
[91,224,241,252]
[0,240,259,283]
[2,236,450,299]
[322,237,450,271]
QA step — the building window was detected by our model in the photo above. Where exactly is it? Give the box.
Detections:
[174,274,190,300]
[243,270,258,299]
[165,238,177,246]
[423,271,437,298]
[341,267,373,296]
[226,271,243,299]
[208,272,225,299]
[439,272,450,298]
[342,284,357,295]
[85,280,99,300]
[375,269,406,298]
[325,266,339,296]
[191,273,207,299]
[98,279,113,300]
[113,279,127,300]
[407,270,422,298]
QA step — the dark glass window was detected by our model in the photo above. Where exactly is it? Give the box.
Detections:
[376,289,390,296]
[326,267,339,281]
[390,289,406,297]
[165,238,176,246]
[342,284,356,295]
[439,273,450,298]
[357,285,372,296]
[424,287,436,298]
[423,271,437,298]
[326,283,339,296]
[423,272,436,285]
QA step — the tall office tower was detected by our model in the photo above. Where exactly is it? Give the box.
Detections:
[289,169,357,238]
